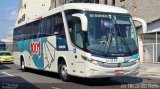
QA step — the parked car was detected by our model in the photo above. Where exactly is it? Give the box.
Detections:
[0,51,13,63]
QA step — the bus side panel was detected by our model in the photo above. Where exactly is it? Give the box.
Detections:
[43,36,57,72]
[13,52,21,65]
[13,40,24,66]
[22,39,34,69]
[42,36,76,74]
[14,38,48,70]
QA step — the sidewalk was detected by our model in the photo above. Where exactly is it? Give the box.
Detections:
[138,63,160,78]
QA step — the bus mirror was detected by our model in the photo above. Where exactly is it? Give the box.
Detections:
[133,17,147,33]
[72,13,88,31]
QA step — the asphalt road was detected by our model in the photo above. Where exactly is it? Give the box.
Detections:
[0,64,160,89]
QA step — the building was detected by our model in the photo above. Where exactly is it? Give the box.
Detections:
[18,0,160,24]
[141,19,160,63]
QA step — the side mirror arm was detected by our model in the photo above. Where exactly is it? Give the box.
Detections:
[72,13,88,31]
[133,17,147,33]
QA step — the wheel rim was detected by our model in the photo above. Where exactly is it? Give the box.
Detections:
[61,65,68,79]
[22,61,25,69]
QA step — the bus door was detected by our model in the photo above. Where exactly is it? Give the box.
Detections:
[68,17,85,76]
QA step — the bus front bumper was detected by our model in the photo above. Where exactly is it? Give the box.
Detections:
[85,62,140,78]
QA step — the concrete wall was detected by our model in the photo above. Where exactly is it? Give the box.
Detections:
[16,0,52,26]
[51,0,160,24]
[115,0,160,24]
[147,20,160,33]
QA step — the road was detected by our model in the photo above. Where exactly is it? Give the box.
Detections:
[0,64,160,89]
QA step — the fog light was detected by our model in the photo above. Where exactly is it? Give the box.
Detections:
[91,60,98,65]
[89,69,94,74]
[136,67,140,72]
[89,69,98,74]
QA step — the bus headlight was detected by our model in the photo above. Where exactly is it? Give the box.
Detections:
[81,55,90,61]
[133,58,140,63]
[90,60,99,65]
[136,58,140,63]
[81,55,101,65]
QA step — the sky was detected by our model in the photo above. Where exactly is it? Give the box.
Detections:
[0,0,18,39]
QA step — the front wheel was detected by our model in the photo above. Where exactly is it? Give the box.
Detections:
[21,58,26,72]
[59,61,70,82]
[101,77,112,80]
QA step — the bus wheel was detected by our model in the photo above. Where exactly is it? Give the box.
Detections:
[59,61,70,82]
[101,77,112,80]
[21,58,26,72]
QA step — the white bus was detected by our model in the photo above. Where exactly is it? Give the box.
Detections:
[13,3,140,81]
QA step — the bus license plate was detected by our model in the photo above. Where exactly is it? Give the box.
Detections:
[106,59,118,63]
[115,70,124,75]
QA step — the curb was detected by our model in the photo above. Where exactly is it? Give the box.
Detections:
[138,63,160,78]
[138,71,160,78]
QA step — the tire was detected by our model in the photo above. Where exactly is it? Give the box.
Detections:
[21,58,26,72]
[102,77,112,80]
[59,61,70,82]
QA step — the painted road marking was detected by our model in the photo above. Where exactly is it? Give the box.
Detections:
[51,87,61,89]
[2,72,14,76]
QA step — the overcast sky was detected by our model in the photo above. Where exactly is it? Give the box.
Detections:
[0,0,18,39]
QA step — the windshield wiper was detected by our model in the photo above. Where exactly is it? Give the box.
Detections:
[104,29,112,55]
[117,25,132,55]
[88,47,106,56]
[120,37,132,55]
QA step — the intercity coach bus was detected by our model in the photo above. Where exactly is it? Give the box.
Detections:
[13,3,140,81]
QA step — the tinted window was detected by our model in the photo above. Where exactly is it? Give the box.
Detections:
[65,10,85,49]
[0,52,11,56]
[14,12,64,41]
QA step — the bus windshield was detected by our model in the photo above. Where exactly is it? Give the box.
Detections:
[86,11,138,57]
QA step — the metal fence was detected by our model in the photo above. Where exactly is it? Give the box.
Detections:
[142,43,160,63]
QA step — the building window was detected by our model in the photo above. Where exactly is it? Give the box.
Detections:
[112,0,115,6]
[121,5,125,9]
[105,0,108,4]
[120,0,125,2]
[65,0,99,3]
[95,0,99,3]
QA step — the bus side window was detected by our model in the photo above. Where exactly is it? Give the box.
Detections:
[38,20,44,37]
[54,13,66,38]
[58,26,65,38]
[68,17,84,49]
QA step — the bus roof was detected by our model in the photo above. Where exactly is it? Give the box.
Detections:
[62,3,129,14]
[15,3,130,28]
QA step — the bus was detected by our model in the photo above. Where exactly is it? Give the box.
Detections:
[0,41,6,51]
[13,3,140,81]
